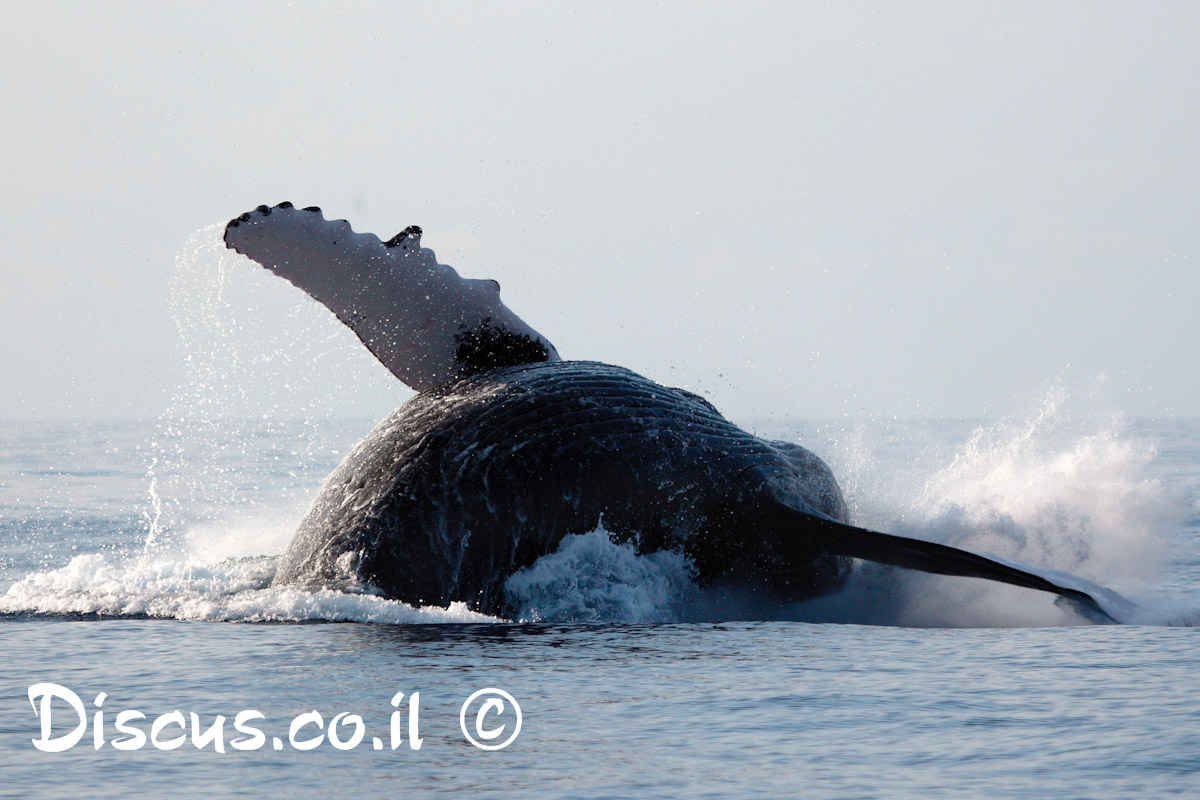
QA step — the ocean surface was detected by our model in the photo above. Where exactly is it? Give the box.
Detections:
[1,413,1197,799]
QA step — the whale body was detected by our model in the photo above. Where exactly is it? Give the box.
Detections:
[274,360,852,613]
[225,202,1134,623]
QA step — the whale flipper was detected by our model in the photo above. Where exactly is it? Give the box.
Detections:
[765,496,1137,623]
[223,203,559,391]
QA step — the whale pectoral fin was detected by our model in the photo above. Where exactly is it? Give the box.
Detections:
[771,499,1137,624]
[223,202,560,391]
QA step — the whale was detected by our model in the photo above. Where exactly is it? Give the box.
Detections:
[224,203,1135,623]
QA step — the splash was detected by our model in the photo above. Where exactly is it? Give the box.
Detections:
[141,224,400,556]
[505,528,699,623]
[820,388,1194,627]
[0,226,487,624]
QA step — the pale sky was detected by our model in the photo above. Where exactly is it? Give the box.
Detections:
[2,2,1197,421]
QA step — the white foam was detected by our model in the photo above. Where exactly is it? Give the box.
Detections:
[0,546,495,624]
[504,528,699,623]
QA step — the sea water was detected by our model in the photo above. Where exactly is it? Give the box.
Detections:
[1,231,1197,798]
[1,414,1197,799]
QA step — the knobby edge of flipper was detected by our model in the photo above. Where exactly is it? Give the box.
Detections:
[222,202,560,392]
[768,496,1139,624]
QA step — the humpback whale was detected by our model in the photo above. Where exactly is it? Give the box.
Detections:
[224,203,1135,623]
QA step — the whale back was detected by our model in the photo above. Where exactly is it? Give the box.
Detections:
[275,360,850,612]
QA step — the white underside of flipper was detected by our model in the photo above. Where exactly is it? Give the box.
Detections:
[224,203,559,391]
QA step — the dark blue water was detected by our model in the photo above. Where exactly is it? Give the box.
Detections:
[2,416,1198,798]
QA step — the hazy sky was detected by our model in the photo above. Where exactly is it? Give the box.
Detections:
[2,2,1197,421]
